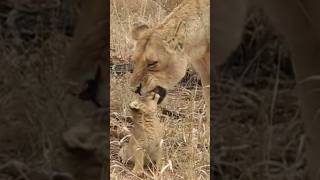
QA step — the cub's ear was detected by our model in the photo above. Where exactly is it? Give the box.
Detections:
[131,22,150,40]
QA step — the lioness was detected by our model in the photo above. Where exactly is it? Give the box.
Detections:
[129,0,210,120]
[119,92,163,175]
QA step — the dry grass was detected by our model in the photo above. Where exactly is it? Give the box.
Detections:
[0,0,69,158]
[110,0,210,179]
[213,9,305,180]
[0,1,103,179]
[110,0,167,62]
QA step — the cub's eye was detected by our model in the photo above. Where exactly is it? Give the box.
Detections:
[147,61,158,68]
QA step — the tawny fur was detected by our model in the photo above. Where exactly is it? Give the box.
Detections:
[119,92,164,175]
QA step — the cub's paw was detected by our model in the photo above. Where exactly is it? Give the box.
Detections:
[129,101,140,111]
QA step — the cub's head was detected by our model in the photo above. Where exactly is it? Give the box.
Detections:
[129,92,160,115]
[129,23,188,104]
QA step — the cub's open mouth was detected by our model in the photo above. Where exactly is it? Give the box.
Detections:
[129,106,139,112]
[153,86,166,104]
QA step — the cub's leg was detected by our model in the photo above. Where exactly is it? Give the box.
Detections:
[148,147,163,171]
[132,145,145,175]
[120,140,145,175]
[155,148,163,171]
[119,143,132,164]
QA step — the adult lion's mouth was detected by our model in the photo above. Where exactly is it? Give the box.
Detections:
[153,86,166,104]
[134,84,166,104]
[134,83,142,95]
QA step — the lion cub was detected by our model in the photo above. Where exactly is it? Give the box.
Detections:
[119,92,164,175]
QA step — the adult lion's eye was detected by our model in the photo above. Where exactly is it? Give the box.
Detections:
[147,61,158,69]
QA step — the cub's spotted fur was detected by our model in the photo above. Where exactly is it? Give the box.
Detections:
[119,92,163,175]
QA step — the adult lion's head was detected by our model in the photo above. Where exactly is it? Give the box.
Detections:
[130,23,188,104]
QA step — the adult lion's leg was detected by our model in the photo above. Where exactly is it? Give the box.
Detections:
[191,53,211,170]
[262,1,320,179]
[191,52,210,122]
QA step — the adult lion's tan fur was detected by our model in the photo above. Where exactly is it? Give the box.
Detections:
[119,92,163,175]
[130,0,210,119]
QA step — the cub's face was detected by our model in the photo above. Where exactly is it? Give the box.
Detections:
[129,92,160,115]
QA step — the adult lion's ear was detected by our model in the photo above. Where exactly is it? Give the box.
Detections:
[131,22,150,40]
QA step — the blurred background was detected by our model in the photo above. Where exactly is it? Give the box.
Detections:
[0,1,106,179]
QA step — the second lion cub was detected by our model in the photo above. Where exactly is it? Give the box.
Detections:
[119,92,164,175]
